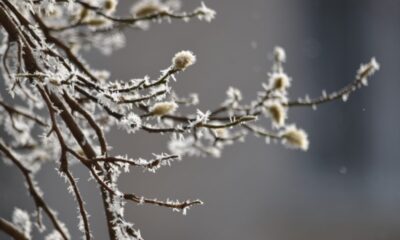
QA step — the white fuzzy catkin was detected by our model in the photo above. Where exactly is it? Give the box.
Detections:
[172,51,196,70]
[264,101,286,128]
[280,125,309,151]
[131,0,169,17]
[149,101,178,116]
[104,0,118,14]
[273,46,286,63]
[268,72,291,91]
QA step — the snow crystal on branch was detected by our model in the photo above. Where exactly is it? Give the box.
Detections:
[119,112,142,134]
[195,2,216,22]
[12,208,32,239]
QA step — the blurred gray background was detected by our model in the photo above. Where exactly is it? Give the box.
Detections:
[1,0,400,239]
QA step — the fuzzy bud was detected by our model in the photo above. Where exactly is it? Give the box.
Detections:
[172,51,196,71]
[268,72,291,91]
[104,0,118,14]
[273,46,286,63]
[86,18,109,27]
[131,0,169,17]
[264,101,287,128]
[280,125,309,151]
[149,101,178,116]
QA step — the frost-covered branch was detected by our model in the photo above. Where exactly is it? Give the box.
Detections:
[0,142,70,240]
[47,0,215,32]
[0,217,29,240]
[87,165,202,214]
[287,58,380,107]
[0,0,380,239]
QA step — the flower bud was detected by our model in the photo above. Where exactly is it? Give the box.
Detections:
[172,51,196,71]
[268,72,291,91]
[104,0,118,14]
[264,101,286,128]
[149,101,178,116]
[280,125,309,151]
[131,0,169,17]
[273,46,286,63]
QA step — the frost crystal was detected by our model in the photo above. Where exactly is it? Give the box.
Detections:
[342,94,349,102]
[168,135,195,156]
[357,57,380,78]
[12,208,31,239]
[357,57,380,86]
[195,2,216,22]
[45,230,62,240]
[226,87,242,102]
[189,109,210,127]
[119,112,142,134]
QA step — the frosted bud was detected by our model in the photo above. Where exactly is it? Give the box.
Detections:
[74,7,90,22]
[172,51,196,71]
[104,0,118,14]
[370,58,380,71]
[85,17,110,27]
[149,101,178,116]
[268,72,291,91]
[131,0,169,17]
[264,101,287,128]
[274,46,286,63]
[280,125,309,151]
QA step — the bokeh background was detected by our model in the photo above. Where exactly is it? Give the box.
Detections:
[1,0,400,239]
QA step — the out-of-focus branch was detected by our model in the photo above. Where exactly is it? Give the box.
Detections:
[0,142,70,240]
[0,218,29,240]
